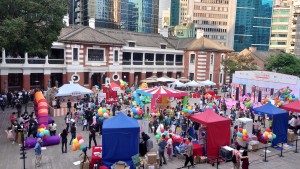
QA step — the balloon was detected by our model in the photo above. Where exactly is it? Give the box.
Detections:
[242,136,247,141]
[268,134,272,139]
[72,146,77,151]
[40,128,45,133]
[265,128,271,132]
[238,128,243,132]
[102,108,106,113]
[188,110,193,114]
[79,145,85,150]
[273,134,277,139]
[44,130,50,136]
[134,115,139,119]
[155,135,160,140]
[132,108,137,115]
[75,143,80,149]
[164,131,168,135]
[160,128,165,133]
[79,139,84,145]
[39,132,44,137]
[157,113,160,116]
[73,139,78,144]
[39,124,46,129]
[77,135,83,141]
[242,129,247,134]
[103,113,109,118]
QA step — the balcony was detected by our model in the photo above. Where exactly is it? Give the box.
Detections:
[0,57,64,65]
[145,61,154,65]
[166,61,174,65]
[48,59,64,64]
[133,61,143,65]
[156,61,164,65]
[175,61,183,66]
[122,60,131,65]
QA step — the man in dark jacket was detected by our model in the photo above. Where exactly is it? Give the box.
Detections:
[88,123,97,149]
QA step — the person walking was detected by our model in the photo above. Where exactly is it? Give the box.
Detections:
[49,120,57,136]
[67,99,72,114]
[241,150,249,169]
[65,112,71,132]
[88,123,97,149]
[60,129,68,153]
[34,138,43,167]
[158,134,167,166]
[232,146,242,169]
[69,123,76,145]
[184,137,194,168]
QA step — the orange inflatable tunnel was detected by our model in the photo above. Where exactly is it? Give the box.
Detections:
[34,91,49,128]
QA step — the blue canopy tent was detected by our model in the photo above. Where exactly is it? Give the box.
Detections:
[102,113,139,168]
[253,103,289,146]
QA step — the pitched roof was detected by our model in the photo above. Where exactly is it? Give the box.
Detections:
[96,28,176,48]
[166,37,233,52]
[251,50,281,62]
[58,27,124,45]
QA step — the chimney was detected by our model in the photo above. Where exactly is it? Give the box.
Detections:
[196,29,204,39]
[63,15,69,27]
[89,18,95,29]
[249,46,257,52]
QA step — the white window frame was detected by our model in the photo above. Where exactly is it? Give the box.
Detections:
[86,47,106,63]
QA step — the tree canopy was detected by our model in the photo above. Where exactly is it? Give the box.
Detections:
[265,53,300,77]
[222,53,257,78]
[0,0,68,56]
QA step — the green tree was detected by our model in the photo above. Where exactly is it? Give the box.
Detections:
[222,53,257,78]
[265,53,300,77]
[0,0,68,56]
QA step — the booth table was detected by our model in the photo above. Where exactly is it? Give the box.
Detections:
[91,146,102,167]
[193,143,203,157]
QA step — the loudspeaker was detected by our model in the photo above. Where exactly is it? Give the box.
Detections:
[235,87,239,101]
[243,84,246,96]
[258,91,262,102]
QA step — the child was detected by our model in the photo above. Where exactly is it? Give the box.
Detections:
[6,127,15,144]
[167,144,172,160]
[241,150,249,169]
[82,118,88,131]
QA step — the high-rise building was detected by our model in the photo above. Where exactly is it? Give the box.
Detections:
[269,0,293,53]
[170,0,180,26]
[234,0,274,52]
[293,1,300,56]
[179,0,189,24]
[70,0,159,33]
[188,0,236,48]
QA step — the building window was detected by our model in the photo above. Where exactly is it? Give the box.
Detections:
[73,48,78,61]
[189,73,194,81]
[114,50,118,62]
[128,42,136,47]
[190,54,195,64]
[87,49,104,61]
[161,44,167,49]
[210,54,214,65]
[221,54,225,63]
[220,73,223,84]
[209,74,212,81]
[84,72,89,85]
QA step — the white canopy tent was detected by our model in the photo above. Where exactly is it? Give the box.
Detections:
[199,80,216,86]
[171,80,186,87]
[157,76,175,82]
[185,80,203,87]
[55,83,93,96]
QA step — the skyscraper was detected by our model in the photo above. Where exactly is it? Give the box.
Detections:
[234,0,274,52]
[70,0,159,33]
[170,0,180,26]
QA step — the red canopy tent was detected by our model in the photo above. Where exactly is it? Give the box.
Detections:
[281,100,300,112]
[102,82,121,104]
[136,86,188,109]
[189,109,230,158]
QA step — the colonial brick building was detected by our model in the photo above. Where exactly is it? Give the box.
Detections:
[0,26,232,92]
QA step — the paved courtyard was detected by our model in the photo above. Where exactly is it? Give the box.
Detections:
[1,104,300,169]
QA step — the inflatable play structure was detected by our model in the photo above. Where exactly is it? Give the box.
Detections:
[25,91,60,148]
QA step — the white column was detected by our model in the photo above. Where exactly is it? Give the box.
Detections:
[24,52,28,64]
[142,52,145,65]
[131,52,133,65]
[45,55,49,65]
[154,53,156,65]
[164,54,166,66]
[173,54,176,66]
[2,48,6,64]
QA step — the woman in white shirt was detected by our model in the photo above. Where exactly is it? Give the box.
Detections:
[49,120,57,136]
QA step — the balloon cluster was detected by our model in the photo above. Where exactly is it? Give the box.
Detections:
[207,103,217,109]
[37,124,50,139]
[262,128,276,142]
[155,128,168,140]
[204,93,212,99]
[156,98,170,104]
[50,87,59,95]
[139,83,148,89]
[72,135,86,151]
[120,80,127,89]
[274,98,282,106]
[237,128,249,142]
[97,107,110,119]
[92,85,100,92]
[280,86,298,102]
[150,108,160,117]
[132,106,144,119]
[243,101,253,108]
[182,106,193,116]
[262,98,271,105]
[104,82,111,88]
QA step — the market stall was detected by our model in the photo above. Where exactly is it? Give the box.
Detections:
[102,113,139,168]
[189,109,230,158]
[253,103,289,146]
[281,100,300,112]
[135,86,188,110]
[55,83,93,96]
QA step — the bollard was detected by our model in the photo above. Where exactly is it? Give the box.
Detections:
[263,146,268,162]
[295,139,299,153]
[279,143,284,157]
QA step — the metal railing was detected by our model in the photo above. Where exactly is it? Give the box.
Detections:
[28,58,46,64]
[133,61,143,65]
[156,61,164,65]
[145,61,154,65]
[166,61,174,65]
[175,61,183,66]
[48,59,64,64]
[122,60,131,65]
[5,58,25,64]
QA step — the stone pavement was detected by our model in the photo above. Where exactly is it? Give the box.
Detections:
[1,104,300,169]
